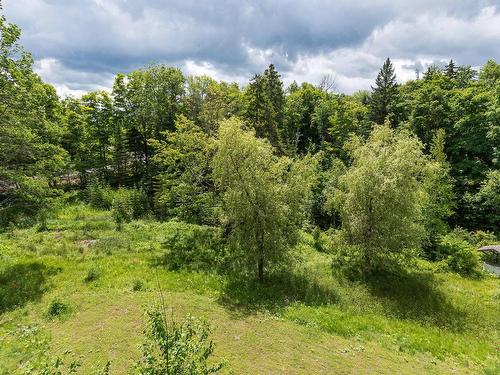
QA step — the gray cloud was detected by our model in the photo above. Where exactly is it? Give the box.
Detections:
[3,0,500,95]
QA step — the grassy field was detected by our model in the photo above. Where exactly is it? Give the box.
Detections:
[0,204,498,374]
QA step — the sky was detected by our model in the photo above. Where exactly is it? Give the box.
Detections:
[3,0,500,96]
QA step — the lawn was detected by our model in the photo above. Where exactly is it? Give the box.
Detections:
[0,204,498,374]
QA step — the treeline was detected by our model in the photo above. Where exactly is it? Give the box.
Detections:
[1,7,498,276]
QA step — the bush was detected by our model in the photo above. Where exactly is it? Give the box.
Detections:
[135,305,224,374]
[84,267,101,283]
[132,279,145,292]
[85,180,114,209]
[161,221,225,271]
[311,227,331,253]
[437,232,482,277]
[111,188,150,229]
[331,242,366,280]
[111,188,134,229]
[46,299,70,318]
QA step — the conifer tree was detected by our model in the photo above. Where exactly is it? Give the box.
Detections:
[444,60,457,79]
[369,58,398,124]
[244,74,278,146]
[264,64,285,130]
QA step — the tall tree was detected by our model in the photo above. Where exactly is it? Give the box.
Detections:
[152,115,216,224]
[264,64,285,133]
[82,91,113,182]
[283,83,326,154]
[244,74,278,146]
[213,118,316,280]
[111,73,130,186]
[331,124,429,270]
[369,58,398,124]
[444,59,457,79]
[422,129,456,251]
[126,65,185,190]
[0,5,67,225]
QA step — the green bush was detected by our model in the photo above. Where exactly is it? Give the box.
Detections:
[437,232,483,277]
[84,267,101,283]
[111,188,134,229]
[331,242,366,280]
[311,227,332,253]
[161,221,225,271]
[85,181,114,210]
[111,188,150,229]
[135,305,224,374]
[46,299,70,318]
[132,279,145,292]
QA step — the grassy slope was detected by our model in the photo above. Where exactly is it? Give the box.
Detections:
[0,204,498,374]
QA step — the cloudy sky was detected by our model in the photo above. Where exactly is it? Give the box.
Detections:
[3,0,500,96]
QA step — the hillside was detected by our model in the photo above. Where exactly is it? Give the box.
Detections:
[1,204,498,374]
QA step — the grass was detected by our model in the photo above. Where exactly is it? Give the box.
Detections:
[0,203,498,374]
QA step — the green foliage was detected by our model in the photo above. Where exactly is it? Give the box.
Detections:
[283,83,326,154]
[437,232,483,277]
[311,227,332,253]
[152,115,216,224]
[132,279,146,292]
[84,267,101,283]
[86,181,114,210]
[46,299,70,318]
[331,124,428,270]
[0,9,67,227]
[135,305,224,375]
[369,58,398,124]
[86,182,150,226]
[466,170,500,233]
[213,118,317,280]
[39,357,81,375]
[160,221,224,271]
[421,129,456,251]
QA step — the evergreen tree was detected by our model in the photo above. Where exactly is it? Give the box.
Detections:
[263,64,285,131]
[244,74,278,146]
[444,60,457,79]
[369,58,398,124]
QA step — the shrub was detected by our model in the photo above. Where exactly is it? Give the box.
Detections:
[135,305,224,374]
[46,299,70,318]
[85,180,113,209]
[84,267,101,283]
[161,221,225,271]
[312,227,327,253]
[111,188,134,229]
[111,188,150,229]
[132,279,145,292]
[437,232,482,277]
[331,242,366,280]
[129,188,150,219]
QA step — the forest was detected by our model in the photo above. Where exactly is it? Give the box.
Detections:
[0,2,499,374]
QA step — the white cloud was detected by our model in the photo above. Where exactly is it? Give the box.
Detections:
[34,58,114,97]
[4,0,500,95]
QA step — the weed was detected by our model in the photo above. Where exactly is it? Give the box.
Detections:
[47,299,70,318]
[84,268,101,283]
[132,279,145,292]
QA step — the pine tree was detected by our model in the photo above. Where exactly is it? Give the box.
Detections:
[369,58,398,124]
[244,74,278,146]
[444,60,457,79]
[264,64,285,129]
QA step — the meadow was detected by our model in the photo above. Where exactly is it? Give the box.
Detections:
[1,203,498,374]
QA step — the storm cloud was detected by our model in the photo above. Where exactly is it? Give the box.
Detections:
[4,0,500,95]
